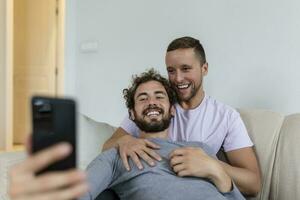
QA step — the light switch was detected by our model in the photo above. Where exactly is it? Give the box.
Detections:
[80,41,99,53]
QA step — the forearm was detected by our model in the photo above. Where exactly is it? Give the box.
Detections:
[102,136,120,151]
[102,128,128,151]
[219,160,261,196]
[208,163,233,193]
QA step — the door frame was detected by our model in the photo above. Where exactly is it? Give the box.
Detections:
[3,0,65,151]
[4,0,13,151]
[56,0,65,96]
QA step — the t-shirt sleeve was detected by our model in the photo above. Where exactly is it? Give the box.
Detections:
[223,110,253,152]
[120,113,140,137]
[79,149,118,200]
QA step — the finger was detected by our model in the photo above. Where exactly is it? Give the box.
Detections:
[120,149,131,171]
[15,170,86,196]
[136,150,155,166]
[169,148,186,159]
[27,182,89,200]
[169,155,184,167]
[144,140,160,149]
[172,163,186,174]
[177,170,190,177]
[129,152,143,170]
[21,143,72,173]
[143,148,162,161]
[25,134,32,154]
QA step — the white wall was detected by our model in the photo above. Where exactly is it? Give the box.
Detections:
[0,0,6,150]
[64,0,77,97]
[65,0,300,127]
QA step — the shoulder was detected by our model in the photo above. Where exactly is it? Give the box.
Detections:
[102,148,118,156]
[95,148,118,163]
[206,96,239,118]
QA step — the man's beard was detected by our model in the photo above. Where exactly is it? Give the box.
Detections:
[173,78,202,102]
[133,107,172,133]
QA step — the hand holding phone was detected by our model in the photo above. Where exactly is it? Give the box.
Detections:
[9,143,88,200]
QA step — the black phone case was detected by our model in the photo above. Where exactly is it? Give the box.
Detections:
[31,96,76,175]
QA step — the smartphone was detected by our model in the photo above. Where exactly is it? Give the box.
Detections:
[31,96,77,175]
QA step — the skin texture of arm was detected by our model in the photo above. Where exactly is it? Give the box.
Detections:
[169,147,233,193]
[221,147,261,196]
[102,128,127,151]
[169,146,261,196]
[102,128,162,171]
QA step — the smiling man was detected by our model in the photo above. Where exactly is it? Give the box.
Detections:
[80,69,245,200]
[103,37,261,196]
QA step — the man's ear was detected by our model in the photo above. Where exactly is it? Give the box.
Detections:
[170,105,176,117]
[202,62,208,76]
[129,109,135,120]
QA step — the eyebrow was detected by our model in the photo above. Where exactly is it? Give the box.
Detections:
[136,92,148,98]
[181,64,192,68]
[154,91,167,96]
[136,90,167,98]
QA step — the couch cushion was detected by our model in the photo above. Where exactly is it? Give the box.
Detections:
[0,151,27,200]
[237,109,284,200]
[270,114,300,200]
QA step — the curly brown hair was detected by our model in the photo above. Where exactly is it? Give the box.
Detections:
[167,36,207,65]
[123,68,176,110]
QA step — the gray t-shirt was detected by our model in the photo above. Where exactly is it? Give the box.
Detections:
[80,138,245,200]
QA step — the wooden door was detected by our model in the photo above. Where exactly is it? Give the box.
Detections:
[13,0,58,144]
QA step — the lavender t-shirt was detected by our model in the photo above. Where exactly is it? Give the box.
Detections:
[121,94,253,154]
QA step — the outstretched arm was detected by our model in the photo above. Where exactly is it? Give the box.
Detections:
[9,143,88,200]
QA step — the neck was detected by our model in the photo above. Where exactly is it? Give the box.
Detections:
[180,88,205,110]
[139,128,169,139]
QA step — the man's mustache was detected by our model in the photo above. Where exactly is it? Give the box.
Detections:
[142,105,164,116]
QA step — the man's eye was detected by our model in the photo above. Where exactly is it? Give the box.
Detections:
[167,68,175,74]
[182,67,190,71]
[138,97,147,101]
[157,96,165,99]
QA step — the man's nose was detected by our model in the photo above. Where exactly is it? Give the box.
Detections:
[175,72,184,83]
[148,97,158,105]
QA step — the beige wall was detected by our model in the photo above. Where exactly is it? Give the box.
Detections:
[0,0,6,150]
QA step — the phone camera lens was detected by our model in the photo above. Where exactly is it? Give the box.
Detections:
[39,103,51,113]
[34,100,52,113]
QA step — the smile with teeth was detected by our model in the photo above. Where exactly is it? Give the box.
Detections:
[143,107,163,118]
[146,111,160,116]
[177,83,190,89]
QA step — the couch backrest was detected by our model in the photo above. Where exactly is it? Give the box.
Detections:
[78,114,116,170]
[237,109,284,200]
[270,114,300,200]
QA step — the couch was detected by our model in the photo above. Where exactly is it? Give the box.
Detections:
[0,108,299,200]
